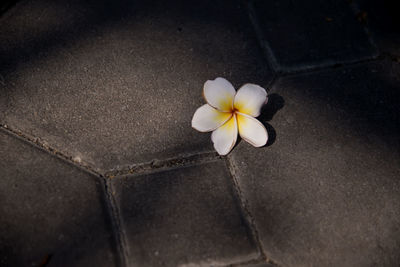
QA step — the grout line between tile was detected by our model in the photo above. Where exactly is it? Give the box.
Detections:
[245,0,381,76]
[0,124,128,267]
[279,55,386,78]
[220,257,280,267]
[0,124,101,177]
[275,56,394,81]
[246,0,280,73]
[348,0,380,53]
[103,178,129,267]
[225,157,282,267]
[277,56,380,76]
[0,124,222,178]
[228,257,281,267]
[105,151,221,178]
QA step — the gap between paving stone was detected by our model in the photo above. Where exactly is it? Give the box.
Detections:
[0,124,102,177]
[1,123,280,266]
[106,158,275,266]
[246,0,379,74]
[245,1,279,72]
[104,151,222,179]
[248,0,378,76]
[274,53,400,80]
[96,171,127,267]
[1,69,301,266]
[277,56,397,80]
[1,123,259,265]
[0,126,125,267]
[4,42,395,267]
[2,53,397,179]
[232,258,280,267]
[2,2,395,266]
[0,0,274,173]
[110,160,261,266]
[347,0,379,49]
[1,0,388,178]
[1,101,280,267]
[231,60,400,266]
[243,0,383,76]
[104,178,128,267]
[223,257,279,267]
[0,124,220,179]
[1,125,262,266]
[226,157,283,267]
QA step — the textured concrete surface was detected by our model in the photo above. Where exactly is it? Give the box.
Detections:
[250,0,377,71]
[0,0,272,172]
[0,130,118,267]
[111,161,258,266]
[230,61,400,267]
[1,0,399,266]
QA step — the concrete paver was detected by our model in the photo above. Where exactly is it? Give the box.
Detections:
[0,0,272,173]
[230,60,400,267]
[0,130,118,267]
[250,0,377,71]
[111,161,258,266]
[1,0,400,266]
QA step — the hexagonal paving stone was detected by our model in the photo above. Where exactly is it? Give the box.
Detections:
[0,0,272,172]
[111,161,259,266]
[229,60,400,267]
[0,130,118,266]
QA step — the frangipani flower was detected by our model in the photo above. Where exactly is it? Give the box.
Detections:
[192,77,268,155]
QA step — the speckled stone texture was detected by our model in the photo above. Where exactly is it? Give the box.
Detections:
[0,130,118,267]
[0,0,273,172]
[1,0,400,266]
[230,61,400,267]
[111,161,259,266]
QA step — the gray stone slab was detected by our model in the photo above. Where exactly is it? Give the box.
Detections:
[0,0,272,173]
[0,130,118,266]
[354,0,400,56]
[250,0,377,72]
[111,161,259,266]
[229,61,400,267]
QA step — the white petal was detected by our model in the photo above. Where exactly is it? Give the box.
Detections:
[211,114,238,155]
[192,104,232,132]
[237,112,268,147]
[234,83,267,117]
[203,77,236,112]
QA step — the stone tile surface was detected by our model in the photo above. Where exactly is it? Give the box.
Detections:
[0,130,118,266]
[251,0,377,71]
[239,262,276,267]
[230,60,400,267]
[0,0,272,172]
[111,161,258,266]
[355,0,400,56]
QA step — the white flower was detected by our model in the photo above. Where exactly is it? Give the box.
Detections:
[192,77,268,155]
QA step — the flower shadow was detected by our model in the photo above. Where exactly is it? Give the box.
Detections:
[258,93,285,147]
